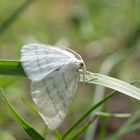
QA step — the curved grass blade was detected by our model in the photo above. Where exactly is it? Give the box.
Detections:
[0,88,45,140]
[80,71,140,100]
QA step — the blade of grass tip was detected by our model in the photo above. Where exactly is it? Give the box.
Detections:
[62,91,116,139]
[83,71,140,100]
[0,88,45,140]
[0,0,36,36]
[0,60,25,76]
[96,112,131,118]
[94,112,130,140]
[122,108,140,127]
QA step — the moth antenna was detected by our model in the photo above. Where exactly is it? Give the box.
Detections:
[60,46,86,90]
[61,47,82,60]
[64,47,86,82]
[81,62,86,92]
[82,62,86,83]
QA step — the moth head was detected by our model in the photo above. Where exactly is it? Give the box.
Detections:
[79,61,84,69]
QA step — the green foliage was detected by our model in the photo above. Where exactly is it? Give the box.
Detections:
[0,88,45,140]
[0,85,115,140]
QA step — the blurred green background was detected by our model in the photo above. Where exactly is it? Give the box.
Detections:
[0,0,140,140]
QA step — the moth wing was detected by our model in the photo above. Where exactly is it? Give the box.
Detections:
[20,43,75,81]
[30,62,80,130]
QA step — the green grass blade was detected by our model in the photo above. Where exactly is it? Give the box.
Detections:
[81,71,140,100]
[95,112,130,118]
[62,91,115,139]
[0,60,25,76]
[0,88,45,140]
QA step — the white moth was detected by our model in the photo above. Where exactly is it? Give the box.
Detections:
[20,43,85,130]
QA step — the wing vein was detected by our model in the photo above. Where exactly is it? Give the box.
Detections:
[34,46,63,121]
